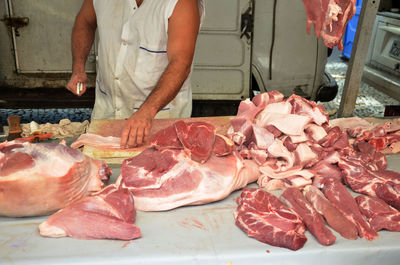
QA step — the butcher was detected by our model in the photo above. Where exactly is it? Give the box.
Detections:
[66,0,205,148]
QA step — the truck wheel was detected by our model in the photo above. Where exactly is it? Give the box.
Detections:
[315,72,338,102]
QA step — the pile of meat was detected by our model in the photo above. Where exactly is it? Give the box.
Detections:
[39,120,259,240]
[230,91,400,250]
[301,0,356,49]
[331,117,400,154]
[0,140,111,217]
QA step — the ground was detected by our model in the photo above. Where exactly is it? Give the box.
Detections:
[322,47,400,118]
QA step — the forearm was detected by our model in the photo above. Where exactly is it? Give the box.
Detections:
[139,58,192,117]
[71,15,96,73]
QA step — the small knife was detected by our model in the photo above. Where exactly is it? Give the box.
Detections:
[76,82,83,95]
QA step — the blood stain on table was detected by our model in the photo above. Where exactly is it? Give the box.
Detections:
[121,241,131,248]
[179,217,207,230]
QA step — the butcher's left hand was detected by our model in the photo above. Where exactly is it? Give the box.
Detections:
[120,110,154,148]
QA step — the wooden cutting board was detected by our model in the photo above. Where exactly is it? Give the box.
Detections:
[83,116,233,164]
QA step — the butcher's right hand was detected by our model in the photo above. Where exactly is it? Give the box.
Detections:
[66,72,87,96]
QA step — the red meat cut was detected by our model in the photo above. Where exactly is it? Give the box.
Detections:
[356,194,400,232]
[303,185,358,239]
[301,0,356,49]
[281,187,336,246]
[321,178,378,240]
[234,188,307,251]
[39,185,141,240]
[0,140,111,217]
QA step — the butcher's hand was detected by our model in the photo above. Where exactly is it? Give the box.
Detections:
[121,110,154,148]
[66,72,87,96]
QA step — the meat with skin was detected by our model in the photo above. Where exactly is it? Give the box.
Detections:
[301,0,356,49]
[71,133,121,149]
[234,188,307,251]
[280,188,336,246]
[287,94,328,126]
[118,121,260,211]
[0,141,111,217]
[356,194,400,232]
[39,185,141,240]
[321,178,378,240]
[118,148,259,211]
[303,185,358,239]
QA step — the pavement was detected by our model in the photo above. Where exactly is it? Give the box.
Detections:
[321,47,400,118]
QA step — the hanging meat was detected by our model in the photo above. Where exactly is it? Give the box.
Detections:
[301,0,357,49]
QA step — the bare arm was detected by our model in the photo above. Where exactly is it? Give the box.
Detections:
[66,0,97,96]
[121,0,201,148]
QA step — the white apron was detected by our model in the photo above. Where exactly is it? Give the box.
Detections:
[92,0,205,120]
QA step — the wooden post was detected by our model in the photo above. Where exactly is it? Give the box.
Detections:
[337,0,381,118]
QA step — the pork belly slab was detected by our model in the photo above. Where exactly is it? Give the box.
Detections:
[0,141,111,217]
[234,188,307,251]
[39,185,141,240]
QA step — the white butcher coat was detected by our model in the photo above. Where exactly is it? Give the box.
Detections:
[92,0,205,120]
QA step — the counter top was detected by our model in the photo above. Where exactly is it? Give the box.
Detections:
[1,157,400,265]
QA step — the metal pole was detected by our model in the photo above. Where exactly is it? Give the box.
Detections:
[337,0,380,118]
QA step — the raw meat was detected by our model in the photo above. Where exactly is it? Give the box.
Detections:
[39,185,141,240]
[234,188,307,251]
[174,121,215,163]
[356,194,400,232]
[375,183,400,211]
[321,178,378,240]
[118,121,260,211]
[71,133,121,149]
[303,185,358,239]
[280,187,336,246]
[0,140,111,217]
[301,0,357,49]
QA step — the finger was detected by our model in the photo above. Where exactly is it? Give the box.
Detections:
[143,124,151,143]
[66,80,76,93]
[136,126,145,146]
[120,125,131,149]
[128,126,138,148]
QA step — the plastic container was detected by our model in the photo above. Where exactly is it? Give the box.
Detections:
[342,0,363,59]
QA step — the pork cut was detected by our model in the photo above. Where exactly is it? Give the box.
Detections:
[321,178,378,240]
[0,140,111,217]
[356,194,400,232]
[71,133,121,149]
[234,188,307,251]
[375,183,400,211]
[280,187,336,246]
[301,0,357,49]
[303,185,358,239]
[118,121,260,211]
[39,185,141,240]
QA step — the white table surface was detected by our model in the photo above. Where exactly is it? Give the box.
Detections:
[1,156,400,265]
